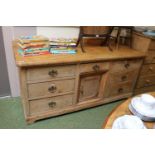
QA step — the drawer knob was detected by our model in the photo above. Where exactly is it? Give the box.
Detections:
[92,65,100,71]
[149,67,153,71]
[121,75,127,81]
[144,80,151,86]
[124,63,130,68]
[48,84,57,93]
[48,101,56,108]
[48,70,58,77]
[146,80,150,83]
[118,88,123,93]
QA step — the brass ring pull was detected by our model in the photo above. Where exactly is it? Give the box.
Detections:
[124,63,130,68]
[149,67,153,71]
[146,80,150,83]
[118,88,123,93]
[48,84,57,93]
[48,101,56,108]
[121,75,127,81]
[48,70,58,77]
[144,80,150,86]
[92,65,100,71]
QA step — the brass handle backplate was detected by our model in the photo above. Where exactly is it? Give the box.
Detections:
[118,88,123,93]
[144,80,150,86]
[48,70,58,77]
[48,84,57,93]
[124,63,130,68]
[149,67,153,71]
[146,79,150,83]
[121,75,127,81]
[48,101,56,108]
[92,65,100,71]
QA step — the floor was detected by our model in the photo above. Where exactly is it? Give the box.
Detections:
[0,97,123,129]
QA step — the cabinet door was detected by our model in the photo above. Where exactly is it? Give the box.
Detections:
[78,73,101,102]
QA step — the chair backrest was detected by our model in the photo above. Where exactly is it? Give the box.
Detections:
[81,26,112,35]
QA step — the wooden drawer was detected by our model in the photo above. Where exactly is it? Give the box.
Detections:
[79,62,110,73]
[28,79,75,99]
[134,85,155,95]
[140,64,155,76]
[149,40,155,50]
[30,94,73,115]
[109,70,138,83]
[144,50,155,64]
[136,75,155,88]
[104,81,133,98]
[27,65,76,82]
[111,59,142,72]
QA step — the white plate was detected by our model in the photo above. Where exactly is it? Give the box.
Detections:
[112,115,146,129]
[129,104,155,122]
[131,97,155,118]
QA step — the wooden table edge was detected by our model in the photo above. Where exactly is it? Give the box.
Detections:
[102,92,155,129]
[102,100,126,129]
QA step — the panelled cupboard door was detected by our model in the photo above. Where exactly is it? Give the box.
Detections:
[78,73,101,102]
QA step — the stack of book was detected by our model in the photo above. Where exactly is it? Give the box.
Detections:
[18,35,50,56]
[50,38,77,54]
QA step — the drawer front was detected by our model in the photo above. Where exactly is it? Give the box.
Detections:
[104,81,133,98]
[111,59,142,72]
[30,94,73,115]
[144,50,155,64]
[140,64,155,76]
[136,75,155,88]
[109,70,138,83]
[134,85,155,95]
[79,62,110,73]
[27,65,76,82]
[28,79,75,99]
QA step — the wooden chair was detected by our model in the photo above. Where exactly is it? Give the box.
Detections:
[114,26,133,49]
[78,26,114,52]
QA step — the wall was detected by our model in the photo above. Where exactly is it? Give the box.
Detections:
[13,26,36,38]
[2,26,80,97]
[37,26,79,39]
[0,27,11,97]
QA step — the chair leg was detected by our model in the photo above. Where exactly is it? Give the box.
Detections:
[80,37,86,53]
[116,28,121,50]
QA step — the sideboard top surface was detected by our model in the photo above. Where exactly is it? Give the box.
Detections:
[13,42,146,67]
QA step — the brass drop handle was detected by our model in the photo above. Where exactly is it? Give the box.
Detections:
[92,65,100,71]
[48,101,56,108]
[48,84,57,93]
[48,70,58,77]
[121,75,127,81]
[144,80,150,86]
[118,88,123,93]
[146,79,150,83]
[124,63,130,68]
[149,67,153,71]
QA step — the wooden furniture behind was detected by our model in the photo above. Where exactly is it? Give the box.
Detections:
[132,32,155,95]
[102,92,155,129]
[13,42,145,124]
[79,26,113,52]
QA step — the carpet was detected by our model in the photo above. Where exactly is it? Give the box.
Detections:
[0,97,122,129]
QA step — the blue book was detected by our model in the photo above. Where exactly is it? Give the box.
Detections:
[50,49,77,54]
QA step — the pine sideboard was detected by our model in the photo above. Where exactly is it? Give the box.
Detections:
[132,32,155,95]
[13,43,145,124]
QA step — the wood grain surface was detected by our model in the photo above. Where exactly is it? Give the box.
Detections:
[13,41,146,67]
